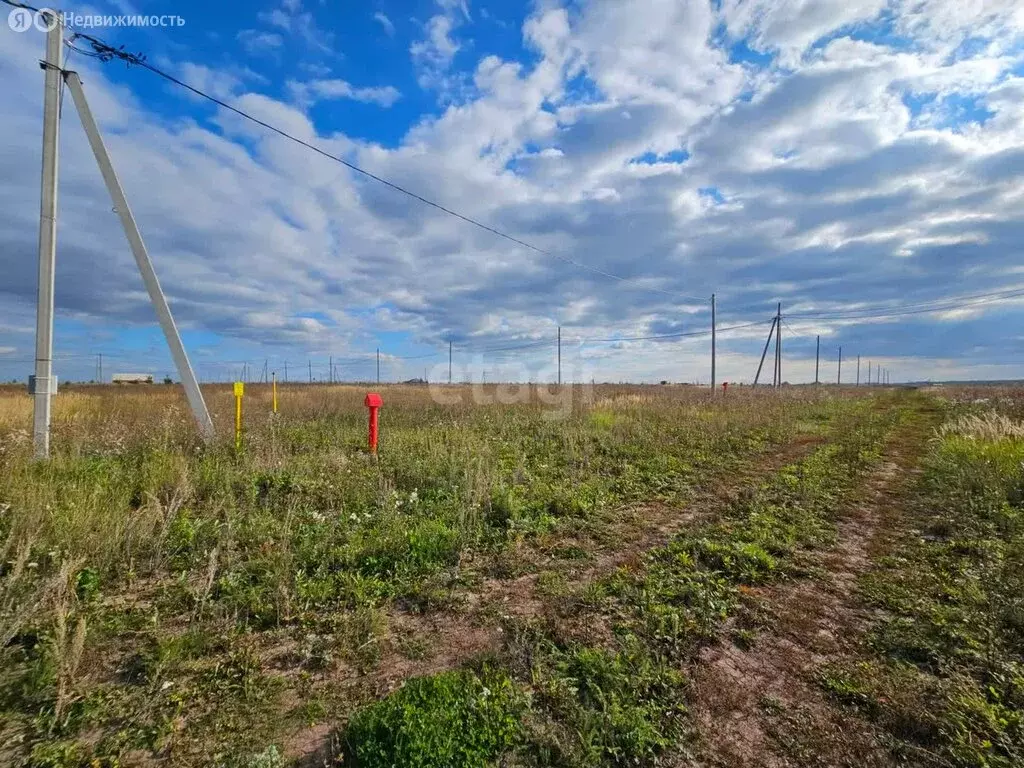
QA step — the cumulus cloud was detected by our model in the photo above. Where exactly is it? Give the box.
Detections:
[1,0,1023,384]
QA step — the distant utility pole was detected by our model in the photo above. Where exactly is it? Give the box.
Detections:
[837,346,842,385]
[31,17,62,458]
[376,347,380,385]
[557,326,562,387]
[308,360,312,383]
[97,353,103,383]
[774,302,782,388]
[329,356,333,385]
[868,360,872,386]
[815,335,820,385]
[856,355,861,386]
[710,294,717,393]
[449,341,453,384]
[284,361,288,383]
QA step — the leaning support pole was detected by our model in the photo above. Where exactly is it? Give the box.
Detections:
[753,316,777,386]
[32,17,63,459]
[63,71,214,442]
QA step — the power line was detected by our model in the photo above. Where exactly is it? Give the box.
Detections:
[0,1,714,304]
[784,287,1024,322]
[574,319,768,345]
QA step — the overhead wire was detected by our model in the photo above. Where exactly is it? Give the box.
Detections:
[5,0,1024,378]
[0,0,712,304]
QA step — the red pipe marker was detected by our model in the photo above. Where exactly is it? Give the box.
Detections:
[364,392,383,453]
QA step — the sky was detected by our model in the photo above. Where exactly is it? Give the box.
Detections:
[1,0,1024,385]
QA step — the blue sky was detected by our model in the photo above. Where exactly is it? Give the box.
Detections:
[1,0,1024,384]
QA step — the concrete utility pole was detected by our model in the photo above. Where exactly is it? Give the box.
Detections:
[837,346,842,385]
[284,360,288,383]
[557,326,562,387]
[31,17,63,458]
[774,303,782,388]
[868,361,872,386]
[448,341,453,384]
[710,294,717,393]
[65,71,216,441]
[857,355,861,386]
[308,360,312,383]
[329,356,333,384]
[815,335,820,385]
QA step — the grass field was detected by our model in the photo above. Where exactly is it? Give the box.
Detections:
[0,382,1021,767]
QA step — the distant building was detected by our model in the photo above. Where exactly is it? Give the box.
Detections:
[112,373,154,385]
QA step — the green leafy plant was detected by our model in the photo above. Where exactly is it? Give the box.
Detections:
[344,668,522,768]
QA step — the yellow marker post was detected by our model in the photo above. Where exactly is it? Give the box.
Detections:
[234,381,244,450]
[272,372,278,415]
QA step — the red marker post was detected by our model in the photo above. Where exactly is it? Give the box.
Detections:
[364,392,383,453]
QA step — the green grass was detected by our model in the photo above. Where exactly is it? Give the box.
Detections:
[345,668,523,768]
[821,406,1024,767]
[338,394,911,767]
[2,384,862,766]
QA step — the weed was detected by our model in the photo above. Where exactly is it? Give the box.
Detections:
[0,383,896,764]
[824,407,1024,767]
[344,668,523,768]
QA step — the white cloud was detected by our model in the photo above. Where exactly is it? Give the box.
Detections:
[288,78,402,107]
[237,29,285,55]
[258,0,334,53]
[179,63,245,100]
[411,14,461,85]
[410,0,481,94]
[721,0,888,65]
[373,11,395,36]
[894,0,1024,53]
[1,0,1024,384]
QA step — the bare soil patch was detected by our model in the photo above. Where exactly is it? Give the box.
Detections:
[684,428,928,768]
